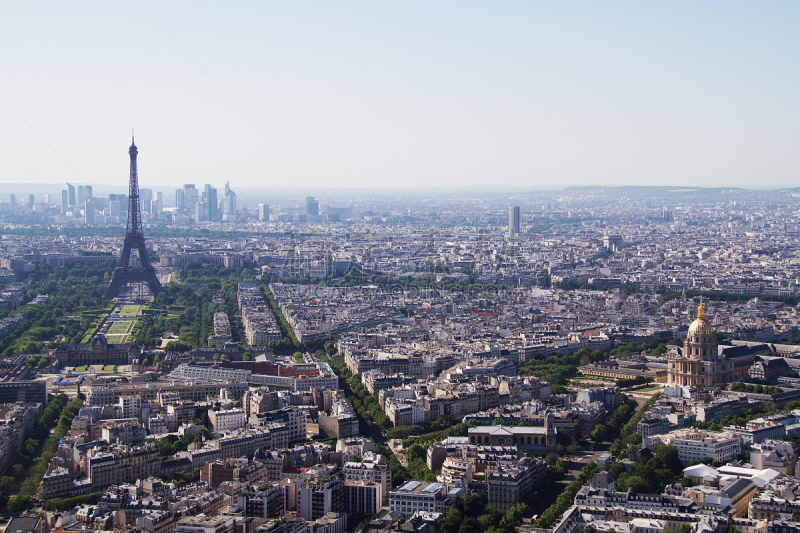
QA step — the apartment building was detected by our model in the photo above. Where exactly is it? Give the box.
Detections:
[172,363,252,383]
[237,483,285,519]
[648,429,742,465]
[487,456,547,512]
[208,312,233,346]
[341,453,392,504]
[87,379,248,406]
[298,474,345,521]
[99,419,146,445]
[249,407,308,443]
[85,444,161,490]
[724,421,786,448]
[209,408,246,433]
[344,480,382,515]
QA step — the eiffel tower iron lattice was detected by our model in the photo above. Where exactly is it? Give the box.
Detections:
[104,135,162,299]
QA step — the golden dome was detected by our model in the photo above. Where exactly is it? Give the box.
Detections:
[688,302,714,336]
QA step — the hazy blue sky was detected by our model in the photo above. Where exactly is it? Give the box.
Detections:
[1,1,798,193]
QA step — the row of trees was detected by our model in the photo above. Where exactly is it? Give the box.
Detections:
[612,393,661,458]
[395,418,475,446]
[179,259,253,287]
[404,443,440,482]
[376,444,416,488]
[517,349,606,392]
[729,382,783,395]
[320,351,393,432]
[0,394,85,511]
[45,490,105,511]
[615,376,655,388]
[438,492,528,533]
[314,348,418,490]
[693,399,800,432]
[590,395,638,443]
[534,461,599,528]
[24,355,51,368]
[260,285,337,355]
[611,445,685,493]
[660,289,800,306]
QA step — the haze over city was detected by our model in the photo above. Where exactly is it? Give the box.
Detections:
[2,1,799,193]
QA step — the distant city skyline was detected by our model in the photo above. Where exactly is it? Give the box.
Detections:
[1,2,798,192]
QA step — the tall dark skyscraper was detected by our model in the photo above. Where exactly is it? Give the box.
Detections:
[509,206,520,237]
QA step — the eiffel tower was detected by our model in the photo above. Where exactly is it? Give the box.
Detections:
[104,134,162,299]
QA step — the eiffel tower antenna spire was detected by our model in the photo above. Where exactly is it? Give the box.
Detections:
[104,134,162,300]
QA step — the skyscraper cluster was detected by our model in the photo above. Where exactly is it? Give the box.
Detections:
[175,182,237,222]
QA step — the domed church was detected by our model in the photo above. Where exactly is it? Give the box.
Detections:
[667,302,734,387]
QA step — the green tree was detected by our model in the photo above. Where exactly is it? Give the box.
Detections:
[499,502,528,531]
[0,476,17,495]
[438,509,462,533]
[567,444,581,455]
[656,445,683,473]
[456,492,487,517]
[405,443,426,463]
[591,423,608,442]
[10,463,24,480]
[7,494,33,512]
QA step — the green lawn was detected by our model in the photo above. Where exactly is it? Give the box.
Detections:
[102,365,117,371]
[119,305,143,317]
[636,385,663,392]
[73,366,87,372]
[108,321,134,335]
[106,320,136,343]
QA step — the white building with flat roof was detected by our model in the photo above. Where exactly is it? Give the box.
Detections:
[389,480,464,517]
[647,429,741,466]
[208,408,246,433]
